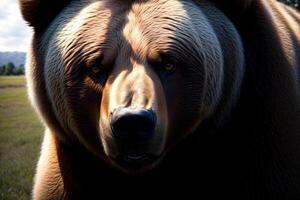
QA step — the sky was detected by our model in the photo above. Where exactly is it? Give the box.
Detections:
[0,0,32,52]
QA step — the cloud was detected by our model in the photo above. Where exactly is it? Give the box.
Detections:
[0,0,32,52]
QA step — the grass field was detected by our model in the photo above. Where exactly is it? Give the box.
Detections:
[0,76,43,200]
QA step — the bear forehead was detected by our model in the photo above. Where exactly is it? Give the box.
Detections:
[45,0,219,67]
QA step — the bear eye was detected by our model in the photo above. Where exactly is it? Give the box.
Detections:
[88,57,104,75]
[163,63,175,72]
[91,66,101,74]
[148,52,177,74]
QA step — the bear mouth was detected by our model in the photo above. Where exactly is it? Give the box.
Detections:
[124,153,150,162]
[111,153,160,173]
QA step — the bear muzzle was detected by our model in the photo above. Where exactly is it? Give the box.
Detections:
[108,106,160,169]
[99,64,167,172]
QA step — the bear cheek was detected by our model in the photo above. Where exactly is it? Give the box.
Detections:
[160,69,187,148]
[65,76,105,156]
[163,68,206,149]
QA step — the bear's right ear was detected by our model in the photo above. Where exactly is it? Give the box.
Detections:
[19,0,71,31]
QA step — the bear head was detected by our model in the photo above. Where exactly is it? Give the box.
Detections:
[20,0,246,174]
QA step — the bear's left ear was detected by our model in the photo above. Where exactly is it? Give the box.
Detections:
[210,0,253,23]
[19,0,71,31]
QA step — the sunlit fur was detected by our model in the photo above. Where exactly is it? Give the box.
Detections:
[19,0,300,199]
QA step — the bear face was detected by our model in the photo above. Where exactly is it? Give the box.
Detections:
[19,0,300,198]
[21,0,245,173]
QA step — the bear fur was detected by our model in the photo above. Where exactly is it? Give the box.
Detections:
[19,0,300,199]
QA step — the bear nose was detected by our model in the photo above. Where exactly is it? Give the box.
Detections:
[110,107,156,142]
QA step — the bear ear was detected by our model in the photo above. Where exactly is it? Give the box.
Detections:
[210,0,253,23]
[19,0,71,31]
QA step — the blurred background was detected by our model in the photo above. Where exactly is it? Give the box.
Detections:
[0,0,299,199]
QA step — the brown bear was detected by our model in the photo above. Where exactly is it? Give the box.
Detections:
[19,0,300,199]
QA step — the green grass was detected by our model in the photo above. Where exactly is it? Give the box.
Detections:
[0,76,43,200]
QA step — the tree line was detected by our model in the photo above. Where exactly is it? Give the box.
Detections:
[0,62,25,76]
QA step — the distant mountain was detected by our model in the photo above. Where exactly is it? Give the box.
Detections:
[0,52,26,67]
